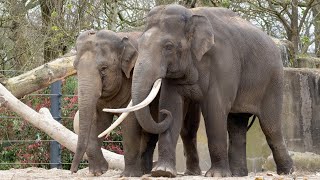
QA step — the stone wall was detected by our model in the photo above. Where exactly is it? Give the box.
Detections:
[282,68,320,154]
[296,57,320,69]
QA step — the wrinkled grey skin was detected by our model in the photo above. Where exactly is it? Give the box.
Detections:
[70,29,158,176]
[70,29,201,177]
[131,5,293,177]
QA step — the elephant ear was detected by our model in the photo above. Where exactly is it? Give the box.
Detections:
[185,15,215,61]
[120,36,138,78]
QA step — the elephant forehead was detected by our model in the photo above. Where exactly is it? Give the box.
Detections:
[160,16,186,32]
[140,27,161,45]
[76,41,96,57]
[147,15,186,32]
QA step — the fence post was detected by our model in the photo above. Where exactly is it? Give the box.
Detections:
[50,80,62,169]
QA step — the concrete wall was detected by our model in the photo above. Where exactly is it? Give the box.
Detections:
[153,68,320,173]
[282,68,320,154]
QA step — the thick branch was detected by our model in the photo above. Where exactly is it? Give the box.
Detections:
[0,83,124,170]
[298,0,315,33]
[2,55,76,98]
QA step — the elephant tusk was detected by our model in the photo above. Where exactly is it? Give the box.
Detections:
[102,79,162,113]
[98,101,132,138]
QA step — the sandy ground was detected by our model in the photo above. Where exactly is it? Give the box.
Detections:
[0,167,319,180]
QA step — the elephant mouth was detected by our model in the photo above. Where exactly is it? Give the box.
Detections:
[98,79,162,138]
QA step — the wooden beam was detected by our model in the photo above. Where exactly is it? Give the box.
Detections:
[2,55,76,98]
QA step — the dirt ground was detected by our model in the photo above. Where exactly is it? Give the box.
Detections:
[0,167,319,180]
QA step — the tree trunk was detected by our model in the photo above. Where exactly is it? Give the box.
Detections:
[40,0,66,63]
[0,83,124,170]
[7,0,30,71]
[1,55,76,99]
[290,0,299,55]
[312,2,320,57]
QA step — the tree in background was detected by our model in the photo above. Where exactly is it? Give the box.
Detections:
[219,0,319,57]
[0,0,319,77]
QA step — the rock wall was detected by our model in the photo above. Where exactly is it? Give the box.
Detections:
[272,38,295,67]
[296,57,320,69]
[282,68,320,154]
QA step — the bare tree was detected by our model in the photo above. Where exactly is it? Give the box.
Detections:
[230,0,319,56]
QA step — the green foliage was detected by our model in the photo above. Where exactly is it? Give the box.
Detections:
[220,0,231,8]
[301,36,310,45]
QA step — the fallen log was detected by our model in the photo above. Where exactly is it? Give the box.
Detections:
[0,83,124,170]
[2,55,76,98]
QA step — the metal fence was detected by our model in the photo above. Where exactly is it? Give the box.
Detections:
[0,74,123,170]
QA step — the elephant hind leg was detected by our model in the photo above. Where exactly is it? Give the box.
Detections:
[180,102,201,176]
[258,92,293,174]
[227,113,250,177]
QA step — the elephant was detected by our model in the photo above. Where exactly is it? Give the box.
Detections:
[105,4,294,177]
[70,29,202,177]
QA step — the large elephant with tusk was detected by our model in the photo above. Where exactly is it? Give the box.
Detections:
[71,29,202,177]
[104,4,293,178]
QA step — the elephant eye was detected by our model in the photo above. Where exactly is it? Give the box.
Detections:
[164,42,174,51]
[100,66,108,76]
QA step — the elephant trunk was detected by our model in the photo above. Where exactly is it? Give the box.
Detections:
[70,63,102,173]
[131,58,172,134]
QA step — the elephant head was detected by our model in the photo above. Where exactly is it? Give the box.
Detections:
[120,5,214,133]
[70,29,138,172]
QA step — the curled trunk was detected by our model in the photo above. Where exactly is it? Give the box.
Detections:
[131,60,171,134]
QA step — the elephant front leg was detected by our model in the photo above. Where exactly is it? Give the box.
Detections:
[121,113,145,177]
[151,83,184,178]
[227,113,250,176]
[201,96,231,177]
[86,112,112,176]
[140,132,158,174]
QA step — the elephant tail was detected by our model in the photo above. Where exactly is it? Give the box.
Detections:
[247,115,256,131]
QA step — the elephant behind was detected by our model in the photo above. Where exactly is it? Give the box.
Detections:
[70,29,202,177]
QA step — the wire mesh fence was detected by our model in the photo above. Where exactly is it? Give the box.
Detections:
[0,74,123,170]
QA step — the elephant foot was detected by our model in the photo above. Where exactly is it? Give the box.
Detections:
[205,167,231,177]
[184,166,201,176]
[88,158,108,176]
[231,167,248,177]
[151,161,177,177]
[276,163,294,175]
[121,169,143,177]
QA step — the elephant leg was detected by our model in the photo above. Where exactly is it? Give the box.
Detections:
[181,101,201,175]
[140,98,160,174]
[151,82,183,177]
[201,93,231,177]
[140,132,158,174]
[259,91,293,174]
[86,111,112,176]
[121,113,144,177]
[227,113,249,176]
